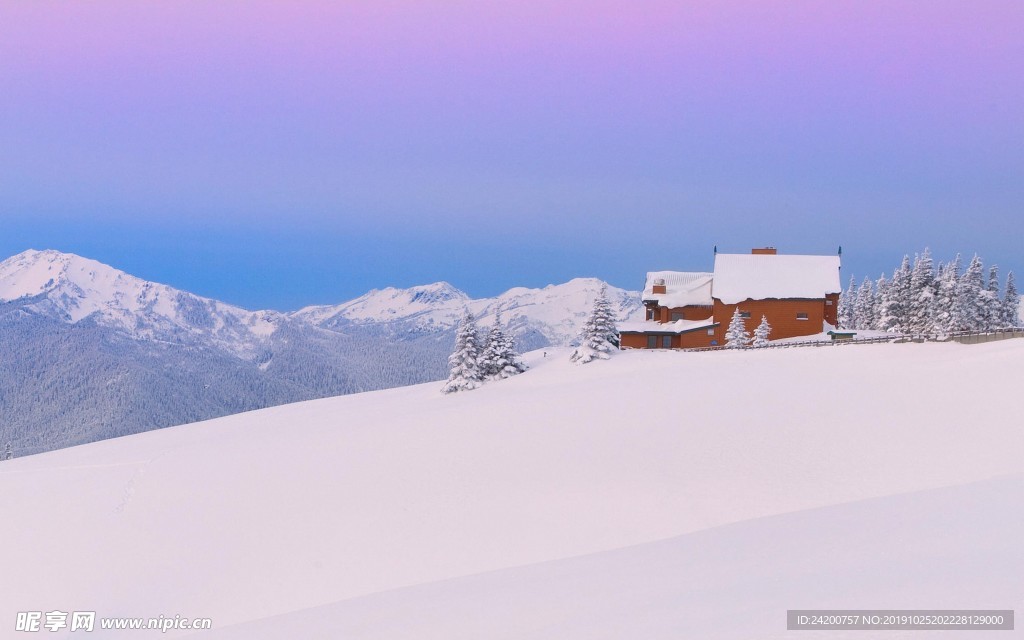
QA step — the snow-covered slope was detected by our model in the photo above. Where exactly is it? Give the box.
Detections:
[2,340,1022,638]
[293,277,643,346]
[0,250,281,358]
[0,250,640,456]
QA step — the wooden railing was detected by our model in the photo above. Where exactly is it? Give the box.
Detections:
[678,327,1024,353]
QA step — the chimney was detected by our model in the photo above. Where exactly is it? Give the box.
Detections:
[751,247,777,255]
[652,278,666,294]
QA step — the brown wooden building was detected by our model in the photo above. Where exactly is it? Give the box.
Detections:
[619,248,841,349]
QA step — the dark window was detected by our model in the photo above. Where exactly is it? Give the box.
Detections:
[647,308,655,320]
[739,311,751,319]
[647,335,657,348]
[797,312,809,320]
[670,312,682,321]
[662,335,672,348]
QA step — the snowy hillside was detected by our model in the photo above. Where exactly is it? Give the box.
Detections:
[1,341,1021,638]
[0,250,281,358]
[0,250,640,457]
[293,277,642,347]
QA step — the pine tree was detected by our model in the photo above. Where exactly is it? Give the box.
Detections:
[873,273,888,331]
[879,256,912,332]
[724,308,751,349]
[854,277,874,330]
[934,254,961,333]
[441,310,484,393]
[4,442,11,461]
[908,249,936,333]
[953,255,986,331]
[982,264,1001,329]
[479,309,527,380]
[751,315,772,347]
[570,285,620,364]
[839,275,856,329]
[1003,271,1020,327]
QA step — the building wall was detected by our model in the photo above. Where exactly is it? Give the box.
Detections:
[644,304,713,322]
[620,328,717,349]
[711,298,827,342]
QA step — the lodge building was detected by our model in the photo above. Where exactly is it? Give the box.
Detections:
[619,247,842,349]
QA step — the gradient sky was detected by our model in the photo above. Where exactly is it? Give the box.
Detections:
[1,1,1022,310]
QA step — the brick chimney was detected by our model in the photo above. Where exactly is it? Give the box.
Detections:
[751,247,777,255]
[652,278,666,294]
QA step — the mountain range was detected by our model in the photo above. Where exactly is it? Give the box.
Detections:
[0,249,641,456]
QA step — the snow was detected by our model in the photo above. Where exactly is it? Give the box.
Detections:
[0,249,283,355]
[618,318,716,334]
[641,270,714,308]
[295,277,643,346]
[2,340,1023,638]
[712,253,842,305]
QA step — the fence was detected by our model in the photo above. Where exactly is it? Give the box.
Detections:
[679,327,1024,353]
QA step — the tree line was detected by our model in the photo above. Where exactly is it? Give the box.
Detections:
[838,249,1020,334]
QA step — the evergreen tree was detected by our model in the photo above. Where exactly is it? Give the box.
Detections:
[953,255,986,331]
[908,249,936,333]
[839,275,856,329]
[873,273,888,331]
[441,310,484,393]
[879,256,912,332]
[4,442,11,460]
[1003,271,1020,327]
[751,315,772,348]
[724,308,751,349]
[854,277,875,330]
[570,285,620,364]
[983,265,1001,329]
[479,309,527,380]
[934,254,961,333]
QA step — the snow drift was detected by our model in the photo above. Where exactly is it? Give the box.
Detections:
[1,340,1022,638]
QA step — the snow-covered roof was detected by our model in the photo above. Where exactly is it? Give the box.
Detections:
[642,271,714,308]
[712,254,841,305]
[618,318,718,334]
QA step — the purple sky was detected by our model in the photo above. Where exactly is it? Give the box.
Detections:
[1,1,1022,309]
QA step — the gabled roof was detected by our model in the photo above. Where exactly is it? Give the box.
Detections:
[642,271,714,308]
[712,253,841,304]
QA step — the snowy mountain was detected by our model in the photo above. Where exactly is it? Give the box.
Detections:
[0,249,282,358]
[293,277,642,349]
[0,249,642,456]
[2,341,1021,638]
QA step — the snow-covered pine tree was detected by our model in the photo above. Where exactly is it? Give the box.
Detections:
[854,277,874,330]
[1003,271,1019,327]
[908,248,936,333]
[983,264,1001,329]
[934,253,961,333]
[839,275,856,329]
[953,255,986,331]
[479,309,527,380]
[570,284,619,364]
[879,256,912,332]
[441,310,484,393]
[872,273,888,331]
[751,315,772,347]
[724,307,751,349]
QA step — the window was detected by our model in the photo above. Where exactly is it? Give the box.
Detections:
[796,312,809,320]
[670,312,682,321]
[646,308,655,320]
[662,336,672,348]
[647,335,657,348]
[739,311,751,319]
[707,328,715,335]
[825,300,833,306]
